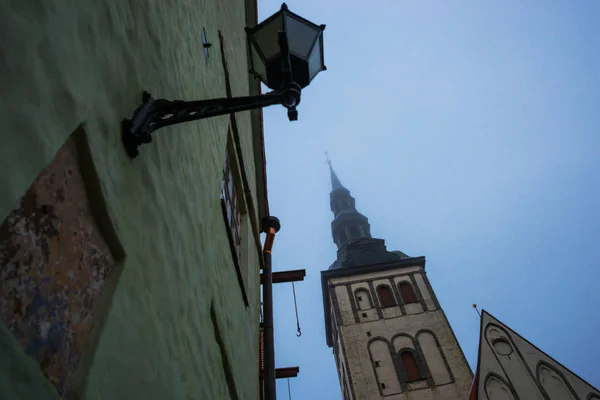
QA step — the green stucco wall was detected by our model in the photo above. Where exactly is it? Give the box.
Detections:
[0,0,262,399]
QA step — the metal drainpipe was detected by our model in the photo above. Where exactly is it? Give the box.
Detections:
[262,216,280,400]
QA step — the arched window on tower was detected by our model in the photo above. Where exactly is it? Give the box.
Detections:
[377,285,395,308]
[355,288,372,310]
[400,350,422,382]
[334,203,340,213]
[369,340,401,395]
[399,282,418,304]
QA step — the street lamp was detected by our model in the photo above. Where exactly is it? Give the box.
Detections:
[122,3,326,158]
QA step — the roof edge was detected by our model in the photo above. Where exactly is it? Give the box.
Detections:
[468,307,485,399]
[324,255,425,278]
[246,0,269,219]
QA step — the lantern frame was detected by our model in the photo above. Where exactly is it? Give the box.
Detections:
[246,3,326,90]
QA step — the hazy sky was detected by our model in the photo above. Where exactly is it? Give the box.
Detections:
[258,1,600,398]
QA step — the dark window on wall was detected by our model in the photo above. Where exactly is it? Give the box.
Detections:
[377,285,395,307]
[221,151,242,261]
[355,289,372,310]
[399,282,418,304]
[400,351,422,382]
[220,130,249,306]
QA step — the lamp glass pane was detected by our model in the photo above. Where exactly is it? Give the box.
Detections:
[285,15,320,59]
[308,37,323,79]
[252,14,283,61]
[250,43,267,81]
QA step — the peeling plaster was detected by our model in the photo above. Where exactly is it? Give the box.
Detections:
[0,137,115,395]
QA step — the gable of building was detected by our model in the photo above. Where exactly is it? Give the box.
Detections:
[470,311,600,400]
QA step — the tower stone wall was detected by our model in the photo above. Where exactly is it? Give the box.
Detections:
[325,262,473,399]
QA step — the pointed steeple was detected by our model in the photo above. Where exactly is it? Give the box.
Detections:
[325,151,345,191]
[326,161,371,248]
[329,163,344,191]
[325,163,410,270]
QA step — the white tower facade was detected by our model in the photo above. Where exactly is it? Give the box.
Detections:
[321,165,473,400]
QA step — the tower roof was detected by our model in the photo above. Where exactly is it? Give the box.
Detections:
[324,161,411,270]
[328,159,344,191]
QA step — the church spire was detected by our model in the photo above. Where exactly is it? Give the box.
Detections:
[326,158,371,250]
[329,163,344,191]
[325,161,409,270]
[325,151,344,192]
[325,152,344,191]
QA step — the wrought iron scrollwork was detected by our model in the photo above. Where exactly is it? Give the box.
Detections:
[122,30,301,159]
[122,83,300,158]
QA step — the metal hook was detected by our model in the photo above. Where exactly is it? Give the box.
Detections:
[292,282,301,337]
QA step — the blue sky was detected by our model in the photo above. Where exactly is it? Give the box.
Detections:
[258,1,600,398]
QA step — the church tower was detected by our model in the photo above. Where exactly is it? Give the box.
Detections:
[321,164,473,400]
